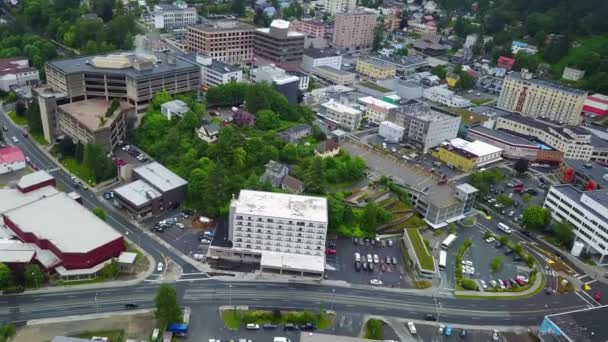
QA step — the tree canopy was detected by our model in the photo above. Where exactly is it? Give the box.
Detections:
[522,205,551,231]
[155,284,182,329]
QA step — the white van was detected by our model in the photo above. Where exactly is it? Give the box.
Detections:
[355,252,361,262]
[274,338,291,342]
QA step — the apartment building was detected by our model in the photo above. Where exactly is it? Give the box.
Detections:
[180,53,242,88]
[56,99,129,152]
[332,11,377,51]
[36,52,200,143]
[356,58,397,79]
[152,4,198,30]
[312,66,356,86]
[357,96,398,124]
[322,0,356,15]
[186,20,256,63]
[290,20,332,39]
[254,20,306,67]
[544,185,608,265]
[495,113,598,161]
[319,99,362,131]
[0,57,39,92]
[497,70,587,125]
[301,48,342,73]
[390,103,461,153]
[208,190,328,277]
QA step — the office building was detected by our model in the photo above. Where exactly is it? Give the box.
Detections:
[356,58,397,79]
[379,121,404,143]
[56,99,130,152]
[495,113,600,161]
[312,66,355,86]
[180,53,242,88]
[301,48,342,73]
[319,99,362,131]
[544,185,608,264]
[332,11,377,51]
[37,52,200,142]
[186,20,256,63]
[557,159,608,190]
[467,125,563,162]
[539,306,608,342]
[423,86,472,107]
[0,171,125,280]
[208,190,328,277]
[391,103,461,153]
[322,0,356,15]
[432,138,503,171]
[254,20,306,67]
[290,20,332,39]
[114,162,188,220]
[151,4,198,30]
[0,57,39,92]
[358,96,398,124]
[252,64,301,104]
[497,70,587,125]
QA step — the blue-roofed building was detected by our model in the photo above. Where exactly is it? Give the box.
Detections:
[544,184,608,264]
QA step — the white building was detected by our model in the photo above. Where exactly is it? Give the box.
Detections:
[562,67,586,81]
[544,185,608,265]
[446,138,503,167]
[423,86,472,108]
[184,54,242,88]
[0,57,39,92]
[358,96,398,124]
[322,0,356,15]
[301,48,342,73]
[152,4,198,30]
[208,190,328,277]
[319,99,362,131]
[160,99,189,120]
[379,121,404,143]
[511,41,538,55]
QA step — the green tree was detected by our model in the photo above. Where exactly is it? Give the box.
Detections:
[25,100,43,136]
[0,323,16,341]
[91,0,116,22]
[396,47,408,56]
[496,193,513,208]
[373,23,384,51]
[155,284,182,329]
[100,259,120,279]
[490,256,502,273]
[457,72,476,90]
[522,205,551,230]
[283,1,303,19]
[151,91,172,110]
[75,142,84,163]
[15,101,26,117]
[431,65,448,79]
[522,193,532,203]
[105,98,120,118]
[245,82,273,114]
[255,110,280,130]
[554,221,575,247]
[24,263,46,288]
[83,143,116,183]
[513,158,529,175]
[304,157,326,194]
[230,0,246,16]
[364,319,384,340]
[93,207,108,220]
[0,263,14,289]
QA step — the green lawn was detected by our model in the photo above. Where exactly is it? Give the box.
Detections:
[31,131,49,145]
[471,98,493,105]
[7,111,27,126]
[74,330,124,341]
[406,229,435,271]
[358,81,391,93]
[62,157,96,186]
[221,309,334,330]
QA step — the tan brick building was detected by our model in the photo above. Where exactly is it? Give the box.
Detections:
[332,11,377,51]
[186,20,256,64]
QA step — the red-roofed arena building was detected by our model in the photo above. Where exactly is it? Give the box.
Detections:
[0,146,25,174]
[583,94,608,116]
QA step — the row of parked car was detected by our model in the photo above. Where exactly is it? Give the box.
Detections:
[245,323,316,331]
[121,144,149,162]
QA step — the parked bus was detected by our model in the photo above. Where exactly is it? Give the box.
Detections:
[498,222,512,234]
[441,234,458,249]
[439,250,447,270]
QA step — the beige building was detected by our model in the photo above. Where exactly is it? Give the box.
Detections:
[358,96,398,124]
[356,58,397,79]
[312,66,356,85]
[319,99,362,131]
[56,99,130,152]
[186,20,256,63]
[254,20,305,67]
[322,0,357,15]
[36,52,200,143]
[332,11,377,51]
[497,69,587,125]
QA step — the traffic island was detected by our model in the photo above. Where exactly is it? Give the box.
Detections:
[220,306,335,331]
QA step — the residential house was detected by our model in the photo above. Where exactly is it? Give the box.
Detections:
[260,160,304,193]
[277,124,311,143]
[315,139,341,158]
[197,122,221,143]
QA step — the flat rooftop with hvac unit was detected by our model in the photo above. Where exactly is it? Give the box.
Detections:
[208,190,328,278]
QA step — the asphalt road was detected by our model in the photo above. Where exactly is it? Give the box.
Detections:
[0,108,199,275]
[0,280,590,327]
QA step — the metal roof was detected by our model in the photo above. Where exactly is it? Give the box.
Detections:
[233,190,327,223]
[134,162,187,193]
[17,170,54,189]
[114,179,162,207]
[544,305,608,342]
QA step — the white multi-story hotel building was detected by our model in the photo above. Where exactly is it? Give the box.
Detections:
[544,185,608,265]
[208,190,328,277]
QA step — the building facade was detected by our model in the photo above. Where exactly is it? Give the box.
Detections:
[254,20,306,67]
[544,185,608,264]
[358,96,398,124]
[497,70,587,125]
[390,103,461,153]
[423,86,471,107]
[152,4,198,29]
[355,58,397,79]
[432,138,503,171]
[319,99,362,131]
[301,49,342,73]
[290,20,331,38]
[332,11,377,51]
[322,0,357,15]
[379,121,404,143]
[186,20,256,63]
[181,54,242,88]
[312,66,356,86]
[0,57,39,92]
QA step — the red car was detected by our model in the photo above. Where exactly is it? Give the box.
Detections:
[594,290,601,302]
[325,249,337,255]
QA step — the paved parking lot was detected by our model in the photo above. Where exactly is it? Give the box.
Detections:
[111,144,151,169]
[443,226,530,289]
[325,237,411,288]
[145,211,210,258]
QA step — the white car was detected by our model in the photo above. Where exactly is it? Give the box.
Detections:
[373,254,379,264]
[11,136,18,143]
[246,323,260,330]
[157,262,164,272]
[407,322,417,334]
[485,237,496,243]
[370,279,383,285]
[492,330,499,341]
[465,260,473,266]
[517,275,529,283]
[200,239,211,244]
[367,254,373,263]
[355,252,361,262]
[480,280,488,289]
[437,324,445,335]
[176,223,185,229]
[490,280,498,288]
